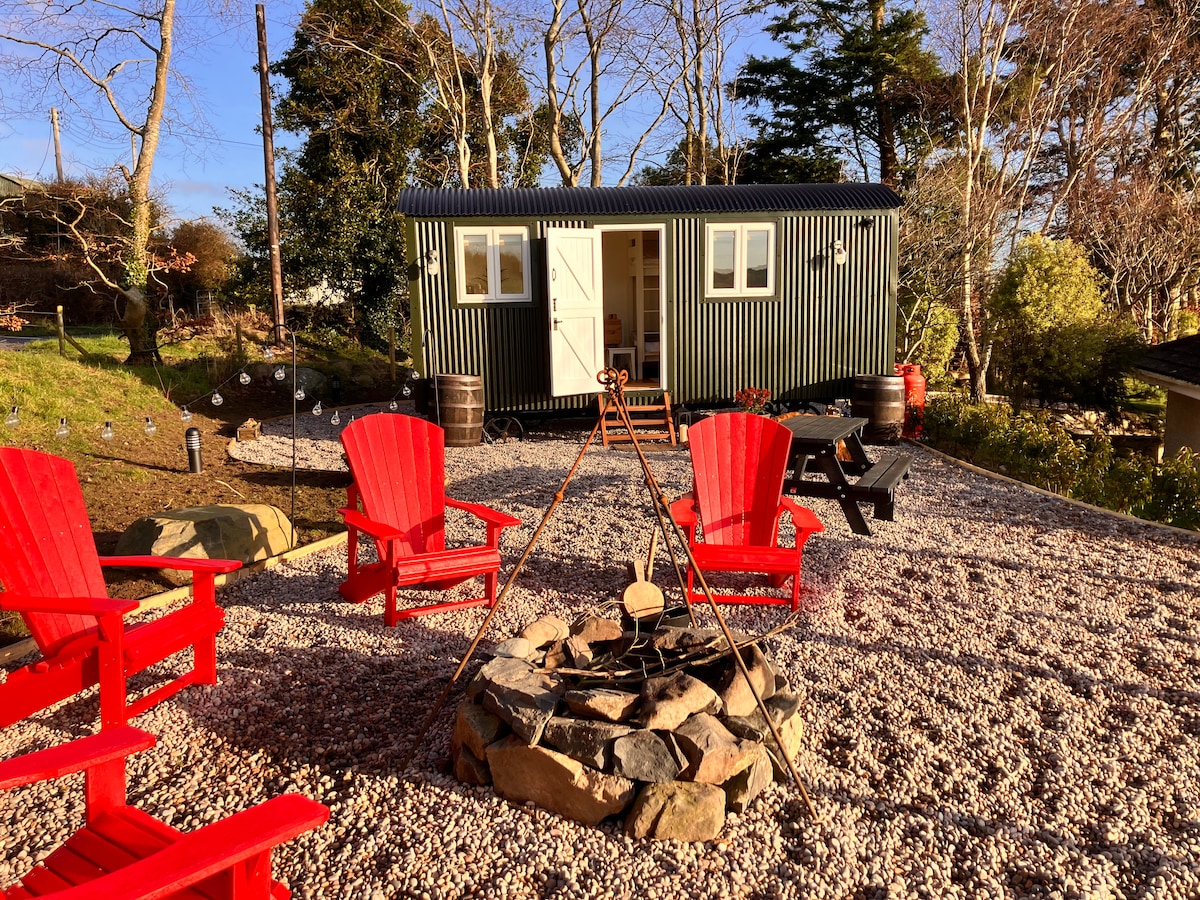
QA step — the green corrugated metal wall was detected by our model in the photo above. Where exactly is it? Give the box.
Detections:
[408,209,897,415]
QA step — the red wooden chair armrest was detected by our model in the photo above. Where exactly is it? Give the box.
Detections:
[44,794,329,900]
[780,497,825,535]
[339,507,406,542]
[99,556,243,575]
[0,727,154,790]
[669,493,697,528]
[445,497,521,528]
[0,594,139,617]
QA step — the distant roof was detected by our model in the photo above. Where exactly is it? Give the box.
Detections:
[397,184,903,218]
[1137,333,1200,388]
[0,173,40,198]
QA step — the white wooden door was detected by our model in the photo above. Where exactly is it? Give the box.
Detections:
[546,227,603,397]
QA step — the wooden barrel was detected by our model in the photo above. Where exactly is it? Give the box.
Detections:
[852,374,905,445]
[435,374,484,447]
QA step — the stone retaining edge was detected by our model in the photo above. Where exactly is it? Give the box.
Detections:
[133,529,349,614]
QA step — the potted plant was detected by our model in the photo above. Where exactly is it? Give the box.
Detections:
[734,387,772,415]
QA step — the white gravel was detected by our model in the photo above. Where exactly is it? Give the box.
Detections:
[4,416,1200,900]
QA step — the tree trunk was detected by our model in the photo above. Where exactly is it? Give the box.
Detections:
[120,0,175,365]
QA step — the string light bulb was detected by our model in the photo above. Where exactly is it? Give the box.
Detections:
[211,391,224,407]
[295,388,305,401]
[274,367,286,381]
[180,405,192,423]
[401,383,413,398]
[388,399,398,411]
[263,345,275,361]
[330,410,341,426]
[239,371,251,385]
[55,417,70,439]
[100,421,115,441]
[312,401,322,416]
[4,406,18,427]
[144,416,157,436]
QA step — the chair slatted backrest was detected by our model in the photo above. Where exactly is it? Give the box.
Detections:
[340,414,447,557]
[689,413,792,548]
[0,448,108,656]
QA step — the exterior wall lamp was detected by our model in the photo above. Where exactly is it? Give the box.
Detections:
[423,248,441,276]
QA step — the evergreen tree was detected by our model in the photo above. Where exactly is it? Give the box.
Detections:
[269,0,431,345]
[737,0,944,186]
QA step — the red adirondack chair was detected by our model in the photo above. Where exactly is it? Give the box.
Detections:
[670,412,824,610]
[339,413,521,626]
[0,726,329,898]
[0,448,242,731]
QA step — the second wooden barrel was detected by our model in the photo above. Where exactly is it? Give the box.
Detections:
[852,374,905,444]
[435,374,484,447]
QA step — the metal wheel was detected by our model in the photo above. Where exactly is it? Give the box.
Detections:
[483,416,524,443]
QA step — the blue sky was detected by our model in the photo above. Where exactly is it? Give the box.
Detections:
[3,1,775,224]
[3,1,307,223]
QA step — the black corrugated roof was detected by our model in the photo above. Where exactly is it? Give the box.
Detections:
[1136,333,1200,388]
[396,184,902,218]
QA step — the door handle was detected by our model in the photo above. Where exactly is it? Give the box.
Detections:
[553,317,561,330]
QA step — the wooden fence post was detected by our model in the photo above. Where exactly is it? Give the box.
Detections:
[56,306,65,357]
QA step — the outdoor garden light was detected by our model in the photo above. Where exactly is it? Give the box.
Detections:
[833,240,848,265]
[401,382,413,398]
[274,366,286,381]
[312,401,322,416]
[389,399,399,410]
[239,371,252,385]
[100,421,115,441]
[55,418,69,439]
[423,248,440,276]
[263,345,275,361]
[5,406,17,428]
[211,391,224,407]
[144,416,157,436]
[331,410,341,426]
[180,405,192,423]
[295,388,305,401]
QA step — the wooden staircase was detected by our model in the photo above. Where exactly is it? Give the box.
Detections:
[597,392,678,448]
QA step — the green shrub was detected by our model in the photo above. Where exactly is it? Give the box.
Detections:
[1136,449,1200,530]
[921,396,1198,531]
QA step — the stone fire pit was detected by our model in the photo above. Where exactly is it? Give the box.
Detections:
[450,612,805,842]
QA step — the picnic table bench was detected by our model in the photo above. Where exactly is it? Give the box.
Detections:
[780,415,912,536]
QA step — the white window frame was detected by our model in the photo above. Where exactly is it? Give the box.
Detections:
[453,225,532,303]
[704,222,776,298]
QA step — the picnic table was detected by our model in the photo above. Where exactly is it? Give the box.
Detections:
[780,415,912,536]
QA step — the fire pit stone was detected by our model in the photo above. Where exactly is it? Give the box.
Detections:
[451,612,805,842]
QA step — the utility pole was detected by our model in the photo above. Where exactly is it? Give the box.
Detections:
[50,108,64,183]
[256,3,286,346]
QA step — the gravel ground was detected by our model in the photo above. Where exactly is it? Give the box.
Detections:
[4,416,1200,900]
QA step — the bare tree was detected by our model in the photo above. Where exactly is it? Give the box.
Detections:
[536,0,679,185]
[648,0,753,184]
[924,0,1143,401]
[0,0,182,363]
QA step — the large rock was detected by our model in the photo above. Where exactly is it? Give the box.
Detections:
[715,644,776,718]
[542,717,631,769]
[611,730,682,783]
[564,688,640,723]
[722,743,773,813]
[639,672,721,731]
[115,504,294,584]
[451,701,506,761]
[520,616,570,649]
[487,737,635,826]
[674,713,759,785]
[624,782,726,842]
[479,666,563,745]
